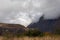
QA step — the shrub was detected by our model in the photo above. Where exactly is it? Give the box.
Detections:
[25,29,44,37]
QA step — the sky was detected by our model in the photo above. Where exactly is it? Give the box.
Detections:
[0,0,60,27]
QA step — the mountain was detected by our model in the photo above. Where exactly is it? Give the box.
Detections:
[0,23,28,35]
[28,16,60,32]
[0,16,60,34]
[0,23,25,28]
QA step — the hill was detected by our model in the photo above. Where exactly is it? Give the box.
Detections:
[0,23,28,35]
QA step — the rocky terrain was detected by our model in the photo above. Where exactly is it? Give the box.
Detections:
[0,23,28,35]
[28,16,60,32]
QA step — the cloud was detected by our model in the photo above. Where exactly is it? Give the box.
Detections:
[41,0,60,19]
[0,0,60,27]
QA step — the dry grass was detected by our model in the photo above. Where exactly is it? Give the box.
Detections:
[0,36,60,40]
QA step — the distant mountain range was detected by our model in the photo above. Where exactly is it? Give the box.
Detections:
[0,17,60,33]
[28,16,60,32]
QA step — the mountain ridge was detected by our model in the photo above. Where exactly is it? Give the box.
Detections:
[28,17,60,32]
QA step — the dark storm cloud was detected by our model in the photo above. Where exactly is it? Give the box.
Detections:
[0,0,60,27]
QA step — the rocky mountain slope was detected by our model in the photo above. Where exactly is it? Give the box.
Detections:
[0,23,28,35]
[28,16,60,32]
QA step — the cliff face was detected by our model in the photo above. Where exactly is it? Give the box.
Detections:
[28,17,60,32]
[53,18,60,32]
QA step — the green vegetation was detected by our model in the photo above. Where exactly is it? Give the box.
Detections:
[14,29,44,37]
[25,29,44,37]
[55,29,60,35]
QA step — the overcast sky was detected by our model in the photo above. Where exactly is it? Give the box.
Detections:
[0,0,60,27]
